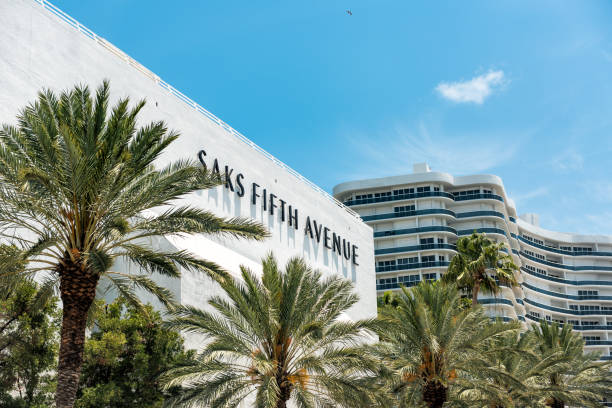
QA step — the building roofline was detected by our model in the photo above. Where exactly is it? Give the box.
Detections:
[31,0,361,221]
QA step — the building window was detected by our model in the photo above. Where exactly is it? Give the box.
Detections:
[573,247,593,252]
[438,256,445,262]
[433,186,440,192]
[393,188,414,196]
[437,238,444,244]
[416,186,431,193]
[398,274,420,287]
[567,320,580,326]
[397,257,418,265]
[421,255,436,264]
[560,246,572,251]
[394,205,415,214]
[373,191,392,199]
[527,311,541,319]
[578,290,598,298]
[420,237,434,245]
[423,273,437,282]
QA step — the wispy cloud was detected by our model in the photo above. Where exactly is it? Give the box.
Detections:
[436,70,506,104]
[510,187,549,206]
[550,149,584,172]
[342,121,528,180]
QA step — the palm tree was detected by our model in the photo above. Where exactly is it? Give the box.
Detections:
[161,254,382,408]
[532,321,612,408]
[442,232,518,306]
[372,281,520,408]
[455,329,568,408]
[0,81,268,408]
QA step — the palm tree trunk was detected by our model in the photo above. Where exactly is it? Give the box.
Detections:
[472,280,481,306]
[422,380,447,408]
[275,384,291,408]
[547,399,564,408]
[55,261,99,408]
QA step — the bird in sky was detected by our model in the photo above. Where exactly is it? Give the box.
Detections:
[346,10,352,16]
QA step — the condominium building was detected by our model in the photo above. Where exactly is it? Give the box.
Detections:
[334,163,612,361]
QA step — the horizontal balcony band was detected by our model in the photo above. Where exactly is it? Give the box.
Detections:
[524,298,612,316]
[343,191,504,206]
[375,243,457,255]
[376,280,422,291]
[376,261,449,273]
[520,252,612,272]
[522,282,612,301]
[456,210,505,219]
[374,225,457,238]
[517,235,612,257]
[521,267,612,286]
[478,298,515,307]
[457,227,507,237]
[585,340,612,346]
[363,209,506,223]
[374,226,510,240]
[524,315,612,331]
[509,216,517,223]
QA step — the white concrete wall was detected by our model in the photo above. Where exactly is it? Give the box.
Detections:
[0,0,376,324]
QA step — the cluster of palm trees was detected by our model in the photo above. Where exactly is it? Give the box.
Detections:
[160,252,612,408]
[0,82,610,407]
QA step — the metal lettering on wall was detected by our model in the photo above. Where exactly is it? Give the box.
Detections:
[198,150,359,265]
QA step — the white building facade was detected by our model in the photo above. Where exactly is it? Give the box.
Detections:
[0,0,377,347]
[334,163,612,362]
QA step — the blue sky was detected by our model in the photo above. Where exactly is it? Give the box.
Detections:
[53,0,612,235]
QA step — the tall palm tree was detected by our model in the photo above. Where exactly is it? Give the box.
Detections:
[372,281,520,408]
[161,254,382,408]
[0,81,268,408]
[532,321,612,408]
[442,232,518,306]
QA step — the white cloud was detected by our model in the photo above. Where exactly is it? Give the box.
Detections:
[341,121,527,180]
[436,70,506,104]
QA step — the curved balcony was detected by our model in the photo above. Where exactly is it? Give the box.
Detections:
[509,216,517,223]
[524,315,612,331]
[362,208,455,222]
[478,298,514,307]
[343,191,507,207]
[453,193,504,203]
[364,209,508,223]
[522,282,612,301]
[457,227,508,237]
[521,267,612,287]
[520,252,612,272]
[375,243,457,256]
[374,225,457,238]
[524,298,612,316]
[376,261,449,273]
[343,191,455,206]
[517,235,612,257]
[456,210,505,220]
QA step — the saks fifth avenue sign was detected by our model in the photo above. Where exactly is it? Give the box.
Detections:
[198,150,359,265]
